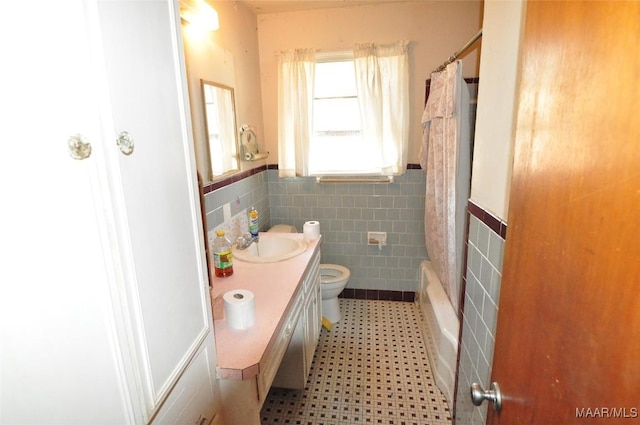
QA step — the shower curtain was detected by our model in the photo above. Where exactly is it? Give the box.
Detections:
[419,61,471,313]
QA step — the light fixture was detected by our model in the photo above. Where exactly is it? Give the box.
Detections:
[180,0,219,32]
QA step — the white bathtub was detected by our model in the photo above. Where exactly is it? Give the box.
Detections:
[418,261,459,410]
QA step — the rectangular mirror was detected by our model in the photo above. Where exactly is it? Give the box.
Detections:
[201,80,240,180]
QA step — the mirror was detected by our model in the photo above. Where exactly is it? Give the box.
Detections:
[201,80,240,180]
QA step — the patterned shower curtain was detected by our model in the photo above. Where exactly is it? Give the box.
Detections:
[419,61,471,313]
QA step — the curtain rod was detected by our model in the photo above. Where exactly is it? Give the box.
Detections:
[432,29,482,73]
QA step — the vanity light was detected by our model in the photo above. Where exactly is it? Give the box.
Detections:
[180,0,219,32]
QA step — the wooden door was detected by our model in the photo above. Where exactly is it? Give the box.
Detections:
[488,1,640,424]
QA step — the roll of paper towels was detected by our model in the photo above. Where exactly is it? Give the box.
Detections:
[303,221,320,242]
[223,289,255,330]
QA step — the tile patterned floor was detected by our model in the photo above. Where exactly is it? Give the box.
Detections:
[261,299,452,425]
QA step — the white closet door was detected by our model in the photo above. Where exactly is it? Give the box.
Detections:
[96,0,212,413]
[0,1,131,423]
[1,1,216,423]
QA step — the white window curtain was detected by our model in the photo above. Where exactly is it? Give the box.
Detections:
[277,48,315,177]
[354,40,410,175]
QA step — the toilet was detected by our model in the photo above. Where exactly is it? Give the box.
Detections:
[318,264,350,323]
[267,224,350,323]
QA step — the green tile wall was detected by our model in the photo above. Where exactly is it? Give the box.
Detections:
[203,168,428,292]
[267,169,427,291]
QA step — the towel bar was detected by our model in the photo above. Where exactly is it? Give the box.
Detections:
[315,176,394,184]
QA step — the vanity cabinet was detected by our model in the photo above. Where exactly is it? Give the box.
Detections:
[213,240,322,425]
[272,253,322,389]
[306,260,323,372]
[2,1,219,424]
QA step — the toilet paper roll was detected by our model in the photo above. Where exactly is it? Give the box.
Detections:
[223,289,255,330]
[303,221,320,242]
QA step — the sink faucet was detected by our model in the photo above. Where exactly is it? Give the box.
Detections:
[235,233,259,250]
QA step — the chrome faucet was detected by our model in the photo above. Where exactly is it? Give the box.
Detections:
[235,233,259,250]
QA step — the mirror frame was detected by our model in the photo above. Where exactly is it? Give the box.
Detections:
[200,79,241,182]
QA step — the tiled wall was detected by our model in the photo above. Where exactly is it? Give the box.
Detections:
[455,202,506,425]
[202,167,428,293]
[268,168,427,292]
[203,168,270,236]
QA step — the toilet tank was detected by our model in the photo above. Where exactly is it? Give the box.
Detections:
[268,224,298,233]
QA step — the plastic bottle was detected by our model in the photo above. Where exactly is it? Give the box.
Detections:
[212,230,233,278]
[248,207,259,238]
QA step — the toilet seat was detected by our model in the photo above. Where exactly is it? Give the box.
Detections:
[320,264,350,285]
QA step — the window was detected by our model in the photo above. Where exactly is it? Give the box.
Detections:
[310,57,378,175]
[277,41,409,178]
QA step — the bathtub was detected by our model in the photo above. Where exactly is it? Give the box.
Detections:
[418,261,459,410]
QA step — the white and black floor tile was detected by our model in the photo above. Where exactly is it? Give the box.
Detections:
[261,299,451,425]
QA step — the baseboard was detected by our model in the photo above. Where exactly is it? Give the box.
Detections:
[339,289,415,302]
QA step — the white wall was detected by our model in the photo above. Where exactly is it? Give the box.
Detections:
[470,0,526,220]
[455,3,526,423]
[182,0,267,181]
[256,1,483,165]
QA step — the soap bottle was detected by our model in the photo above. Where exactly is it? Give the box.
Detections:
[248,207,259,238]
[212,230,233,278]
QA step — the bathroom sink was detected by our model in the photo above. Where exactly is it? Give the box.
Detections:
[233,236,307,263]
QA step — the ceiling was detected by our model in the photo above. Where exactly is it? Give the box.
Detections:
[241,0,413,15]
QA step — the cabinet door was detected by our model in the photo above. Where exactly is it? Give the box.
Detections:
[153,332,218,425]
[302,258,322,375]
[96,0,214,417]
[304,279,322,374]
[313,277,322,344]
[1,1,131,423]
[303,293,316,375]
[1,1,216,423]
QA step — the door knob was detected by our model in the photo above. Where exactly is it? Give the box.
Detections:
[470,382,502,412]
[68,134,92,160]
[116,131,134,155]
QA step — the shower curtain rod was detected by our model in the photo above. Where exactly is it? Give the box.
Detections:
[432,29,482,73]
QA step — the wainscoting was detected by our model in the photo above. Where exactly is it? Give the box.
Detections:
[202,166,427,293]
[455,201,506,425]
